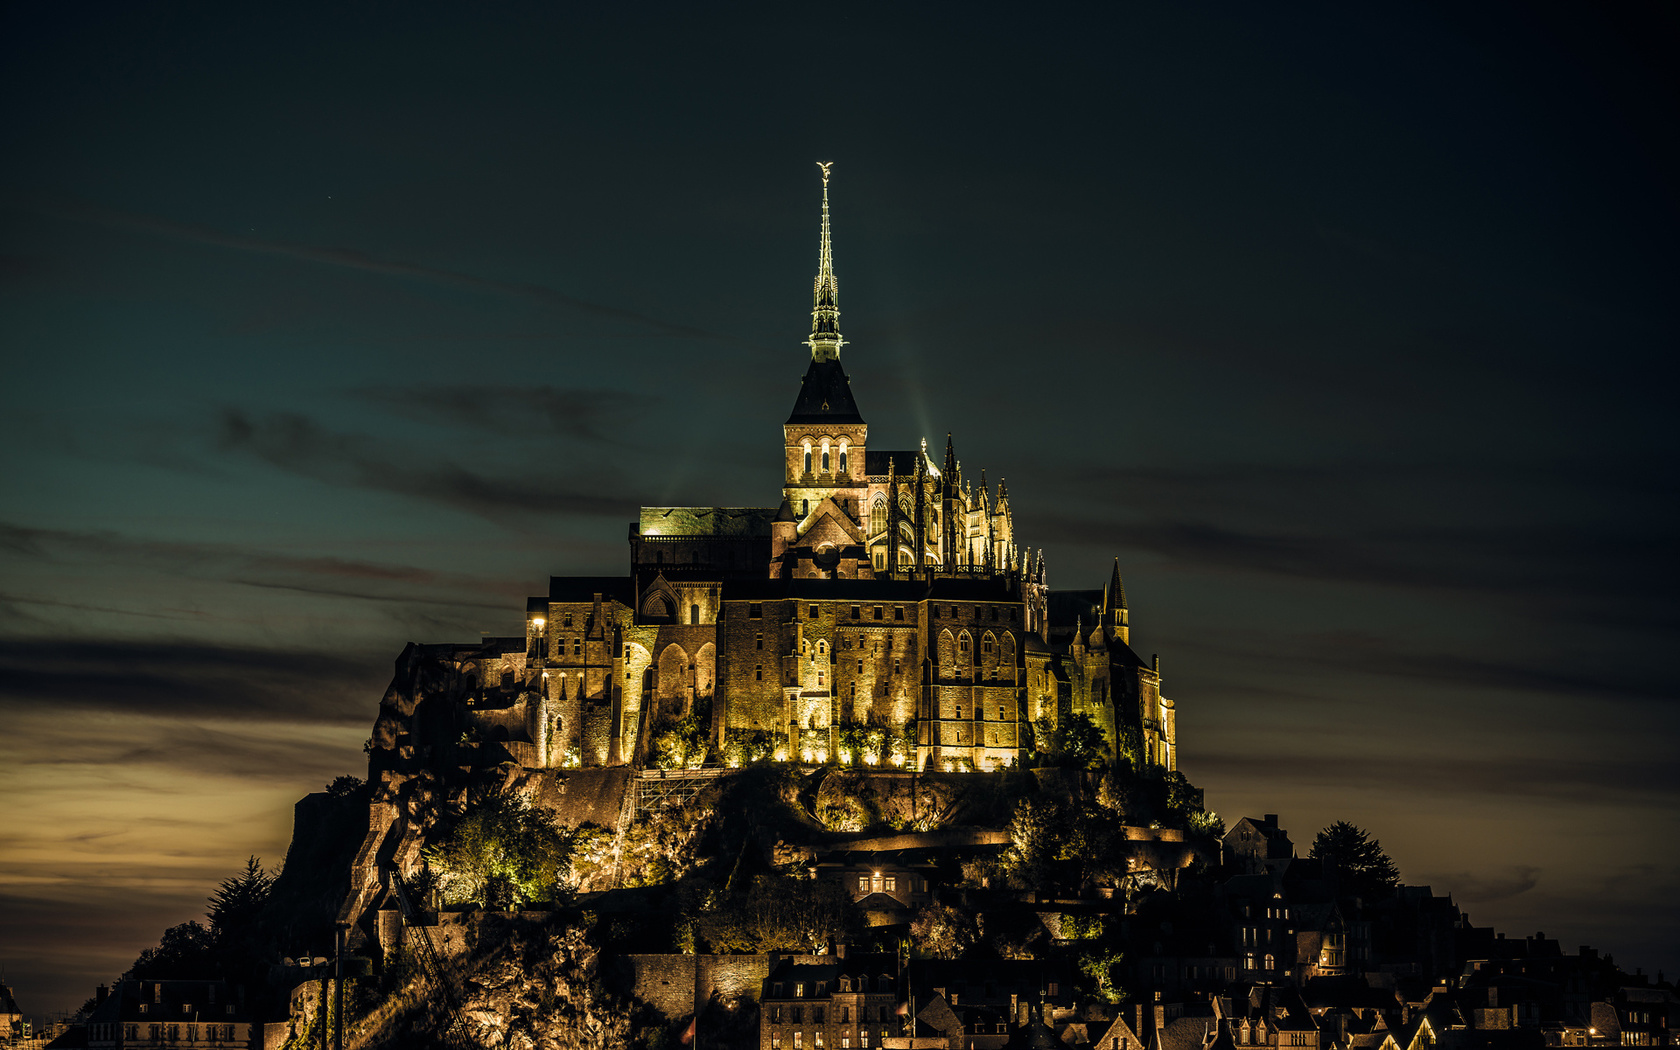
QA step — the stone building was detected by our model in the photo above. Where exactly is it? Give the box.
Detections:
[374,168,1180,776]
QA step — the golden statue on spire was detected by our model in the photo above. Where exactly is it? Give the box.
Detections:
[817,160,833,185]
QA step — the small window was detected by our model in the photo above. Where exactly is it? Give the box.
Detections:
[690,604,700,624]
[756,633,764,650]
[839,450,848,472]
[932,605,941,619]
[884,876,896,892]
[795,983,804,998]
[822,449,831,471]
[756,665,763,681]
[810,604,819,619]
[955,705,962,719]
[851,605,861,620]
[749,603,762,619]
[872,606,883,620]
[893,658,900,675]
[990,607,998,621]
[573,639,582,655]
[893,606,904,621]
[858,875,869,892]
[1047,982,1059,997]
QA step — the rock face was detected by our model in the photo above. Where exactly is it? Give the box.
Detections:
[350,915,630,1050]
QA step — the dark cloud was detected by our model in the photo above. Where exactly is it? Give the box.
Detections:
[354,383,657,443]
[56,202,735,344]
[0,638,384,725]
[1030,512,1677,613]
[1192,751,1680,806]
[216,409,642,519]
[1424,866,1543,904]
[0,520,524,611]
[1175,631,1680,707]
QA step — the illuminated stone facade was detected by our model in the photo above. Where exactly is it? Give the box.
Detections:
[478,169,1178,774]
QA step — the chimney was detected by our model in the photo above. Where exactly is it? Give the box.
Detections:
[1264,815,1278,827]
[835,943,847,959]
[1154,991,1166,1032]
[96,985,109,1006]
[152,983,162,1004]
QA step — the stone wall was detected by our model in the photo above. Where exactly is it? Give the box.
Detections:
[625,954,772,1021]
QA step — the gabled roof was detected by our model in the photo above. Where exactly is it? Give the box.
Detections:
[787,358,863,425]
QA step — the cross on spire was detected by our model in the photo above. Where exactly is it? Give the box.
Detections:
[807,162,844,361]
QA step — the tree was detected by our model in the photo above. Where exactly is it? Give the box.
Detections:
[208,856,274,943]
[1032,713,1109,769]
[128,921,216,979]
[910,901,978,959]
[691,874,861,953]
[1309,821,1400,899]
[425,792,574,907]
[325,775,365,798]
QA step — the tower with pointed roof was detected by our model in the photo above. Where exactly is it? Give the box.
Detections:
[389,164,1179,780]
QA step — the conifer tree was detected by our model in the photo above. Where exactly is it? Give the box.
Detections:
[1309,821,1400,899]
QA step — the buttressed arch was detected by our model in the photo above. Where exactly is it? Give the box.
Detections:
[657,643,689,702]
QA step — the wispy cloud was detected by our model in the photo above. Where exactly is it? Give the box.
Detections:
[1423,865,1542,903]
[1192,751,1680,806]
[217,409,642,519]
[0,638,382,725]
[353,383,657,443]
[55,201,731,342]
[0,520,522,610]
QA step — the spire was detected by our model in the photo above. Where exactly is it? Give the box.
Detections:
[807,161,843,361]
[1108,557,1128,611]
[943,433,957,478]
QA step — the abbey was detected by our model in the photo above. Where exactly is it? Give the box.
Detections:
[435,170,1177,775]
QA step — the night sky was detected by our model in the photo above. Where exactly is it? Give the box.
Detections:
[2,2,1676,1018]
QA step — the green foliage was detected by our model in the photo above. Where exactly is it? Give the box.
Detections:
[1033,713,1109,769]
[837,722,888,766]
[1310,821,1400,899]
[1000,797,1064,889]
[1187,809,1225,840]
[424,792,574,907]
[652,714,710,770]
[721,728,778,767]
[689,874,861,953]
[910,901,978,958]
[1076,945,1127,1003]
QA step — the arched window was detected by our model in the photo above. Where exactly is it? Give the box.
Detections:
[801,499,809,516]
[821,439,831,472]
[803,441,812,475]
[838,440,848,473]
[870,498,887,536]
[690,604,699,624]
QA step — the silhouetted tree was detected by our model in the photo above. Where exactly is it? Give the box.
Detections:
[1309,821,1400,899]
[128,921,216,979]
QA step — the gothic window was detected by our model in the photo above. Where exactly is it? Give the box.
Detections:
[822,439,831,472]
[870,498,886,536]
[803,442,812,474]
[838,441,848,473]
[959,634,970,654]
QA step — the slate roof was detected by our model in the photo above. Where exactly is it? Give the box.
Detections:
[787,358,864,424]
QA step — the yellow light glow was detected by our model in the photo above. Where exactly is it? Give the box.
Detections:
[533,618,545,628]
